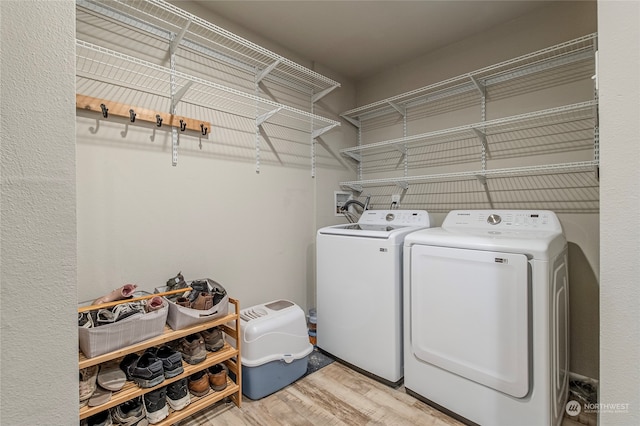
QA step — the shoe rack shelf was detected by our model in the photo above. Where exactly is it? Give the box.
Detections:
[79,297,242,423]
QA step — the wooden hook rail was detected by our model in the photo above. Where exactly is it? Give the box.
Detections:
[76,94,210,135]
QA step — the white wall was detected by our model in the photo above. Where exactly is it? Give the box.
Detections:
[0,1,78,424]
[598,1,640,425]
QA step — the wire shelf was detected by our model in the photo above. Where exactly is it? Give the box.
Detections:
[340,161,599,188]
[341,101,597,159]
[76,0,340,96]
[76,40,340,134]
[342,33,597,122]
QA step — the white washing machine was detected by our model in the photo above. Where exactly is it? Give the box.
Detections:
[317,210,433,385]
[404,210,569,426]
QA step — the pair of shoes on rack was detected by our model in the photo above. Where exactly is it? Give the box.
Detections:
[165,378,191,411]
[112,396,146,425]
[82,364,119,409]
[120,346,183,388]
[187,364,228,397]
[173,333,207,365]
[142,379,190,424]
[201,327,224,352]
[143,387,168,424]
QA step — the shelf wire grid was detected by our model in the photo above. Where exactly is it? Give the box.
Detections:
[341,101,597,158]
[342,33,597,122]
[77,0,340,95]
[76,40,340,134]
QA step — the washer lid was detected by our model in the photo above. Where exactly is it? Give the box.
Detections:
[319,210,432,239]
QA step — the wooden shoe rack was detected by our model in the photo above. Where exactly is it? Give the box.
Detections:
[79,298,242,425]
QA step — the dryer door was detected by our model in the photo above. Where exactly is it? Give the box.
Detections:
[410,245,530,398]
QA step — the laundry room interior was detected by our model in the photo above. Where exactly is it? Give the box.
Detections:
[1,1,638,426]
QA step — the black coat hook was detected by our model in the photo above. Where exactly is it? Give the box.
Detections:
[129,109,136,123]
[201,124,208,136]
[156,114,163,127]
[100,104,108,118]
[179,119,186,132]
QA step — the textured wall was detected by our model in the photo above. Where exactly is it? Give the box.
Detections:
[0,1,78,424]
[598,1,640,424]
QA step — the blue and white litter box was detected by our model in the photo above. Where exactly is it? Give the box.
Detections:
[239,299,313,400]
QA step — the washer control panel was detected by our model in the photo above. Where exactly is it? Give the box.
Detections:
[358,210,431,227]
[443,210,562,231]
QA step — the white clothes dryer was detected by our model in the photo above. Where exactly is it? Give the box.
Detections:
[317,210,433,385]
[404,210,569,426]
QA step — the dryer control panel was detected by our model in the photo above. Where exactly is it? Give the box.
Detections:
[443,210,562,231]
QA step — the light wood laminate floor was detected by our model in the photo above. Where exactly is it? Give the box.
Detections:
[179,362,589,426]
[180,361,463,425]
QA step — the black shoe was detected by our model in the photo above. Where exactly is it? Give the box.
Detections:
[166,378,191,411]
[144,387,168,424]
[130,351,164,388]
[119,353,140,381]
[86,409,112,426]
[147,345,184,378]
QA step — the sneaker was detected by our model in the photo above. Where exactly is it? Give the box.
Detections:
[86,409,113,426]
[143,387,168,424]
[191,292,213,310]
[112,396,145,425]
[187,370,210,397]
[166,378,191,411]
[208,364,228,391]
[201,327,224,352]
[148,346,184,378]
[80,365,99,407]
[130,351,165,388]
[175,333,207,365]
